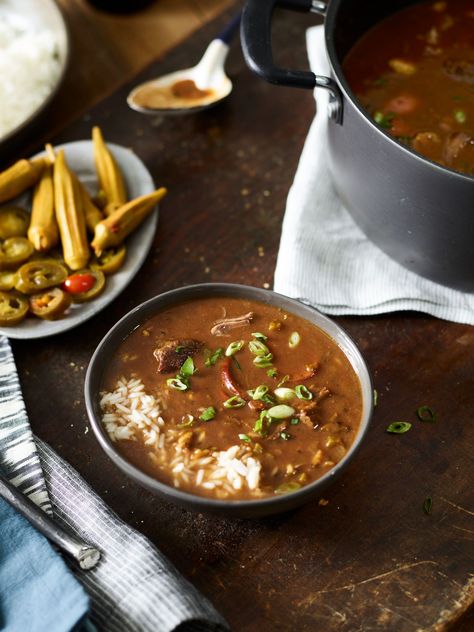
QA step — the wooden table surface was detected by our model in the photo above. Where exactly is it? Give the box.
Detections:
[7,2,474,631]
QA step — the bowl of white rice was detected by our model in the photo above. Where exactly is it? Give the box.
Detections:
[0,0,68,146]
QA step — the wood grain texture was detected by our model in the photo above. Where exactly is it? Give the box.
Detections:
[9,5,474,631]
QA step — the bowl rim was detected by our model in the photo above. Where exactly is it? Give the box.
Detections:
[85,283,374,511]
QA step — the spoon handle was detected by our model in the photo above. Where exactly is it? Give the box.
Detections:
[216,11,242,45]
[0,473,101,570]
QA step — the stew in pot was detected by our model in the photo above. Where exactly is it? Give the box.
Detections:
[343,0,474,176]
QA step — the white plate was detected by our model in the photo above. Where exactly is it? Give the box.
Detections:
[0,0,69,146]
[0,140,158,339]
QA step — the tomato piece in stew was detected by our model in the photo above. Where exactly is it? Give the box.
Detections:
[99,297,363,500]
[343,0,474,176]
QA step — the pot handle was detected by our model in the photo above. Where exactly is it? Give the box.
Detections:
[241,0,342,122]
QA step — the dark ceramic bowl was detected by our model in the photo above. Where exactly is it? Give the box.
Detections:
[85,283,373,518]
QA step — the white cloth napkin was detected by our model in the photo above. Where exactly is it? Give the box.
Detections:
[274,25,474,326]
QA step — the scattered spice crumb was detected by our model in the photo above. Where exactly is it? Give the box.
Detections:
[263,190,270,197]
[319,498,329,506]
[184,247,190,253]
[69,362,75,367]
[263,282,270,289]
[84,426,89,435]
[204,266,210,274]
[241,188,250,196]
[258,246,265,257]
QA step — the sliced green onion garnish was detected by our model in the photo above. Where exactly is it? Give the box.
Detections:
[180,357,196,377]
[416,405,436,422]
[204,348,223,367]
[386,421,411,434]
[248,340,270,356]
[253,353,273,368]
[251,332,268,341]
[454,109,466,124]
[295,385,313,400]
[238,433,252,443]
[279,431,292,440]
[274,387,295,402]
[223,395,246,409]
[268,404,295,419]
[199,406,216,422]
[276,374,289,387]
[423,496,433,515]
[254,410,270,435]
[290,418,300,425]
[225,340,244,357]
[275,482,301,494]
[248,385,269,400]
[267,368,277,378]
[288,331,301,348]
[166,376,189,391]
[177,414,194,428]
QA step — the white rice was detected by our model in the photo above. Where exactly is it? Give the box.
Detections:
[99,376,263,497]
[0,14,62,138]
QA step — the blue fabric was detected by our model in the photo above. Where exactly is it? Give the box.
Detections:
[0,498,90,632]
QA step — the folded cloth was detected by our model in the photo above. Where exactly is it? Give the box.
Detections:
[0,335,228,632]
[274,25,474,326]
[0,498,90,632]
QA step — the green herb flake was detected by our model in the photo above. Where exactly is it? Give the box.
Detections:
[454,109,467,124]
[275,481,301,494]
[423,496,433,515]
[252,332,268,341]
[204,348,224,367]
[386,421,412,434]
[180,357,196,378]
[223,395,246,409]
[279,431,292,441]
[232,356,242,371]
[374,110,395,129]
[166,376,189,391]
[267,368,277,378]
[199,406,216,422]
[295,384,313,400]
[238,433,252,443]
[416,405,437,422]
[290,418,300,425]
[175,345,184,353]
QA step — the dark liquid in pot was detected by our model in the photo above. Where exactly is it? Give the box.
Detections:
[343,0,474,176]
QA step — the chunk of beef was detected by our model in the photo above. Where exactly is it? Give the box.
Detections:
[443,59,474,84]
[153,339,202,373]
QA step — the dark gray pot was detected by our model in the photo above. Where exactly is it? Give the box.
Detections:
[85,283,373,518]
[241,0,474,291]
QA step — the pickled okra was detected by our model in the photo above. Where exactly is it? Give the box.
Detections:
[92,126,127,215]
[0,158,47,204]
[28,163,59,252]
[91,188,166,255]
[53,150,90,270]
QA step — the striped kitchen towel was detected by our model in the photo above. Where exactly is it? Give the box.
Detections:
[0,335,228,632]
[274,25,474,325]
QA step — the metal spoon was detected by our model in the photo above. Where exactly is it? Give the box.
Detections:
[0,473,101,570]
[127,12,241,115]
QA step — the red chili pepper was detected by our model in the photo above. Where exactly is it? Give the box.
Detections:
[63,273,95,295]
[221,358,242,397]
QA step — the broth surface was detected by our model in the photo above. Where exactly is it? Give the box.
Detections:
[343,0,474,176]
[100,297,363,500]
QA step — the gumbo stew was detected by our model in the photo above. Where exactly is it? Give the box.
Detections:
[100,297,363,500]
[343,0,474,176]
